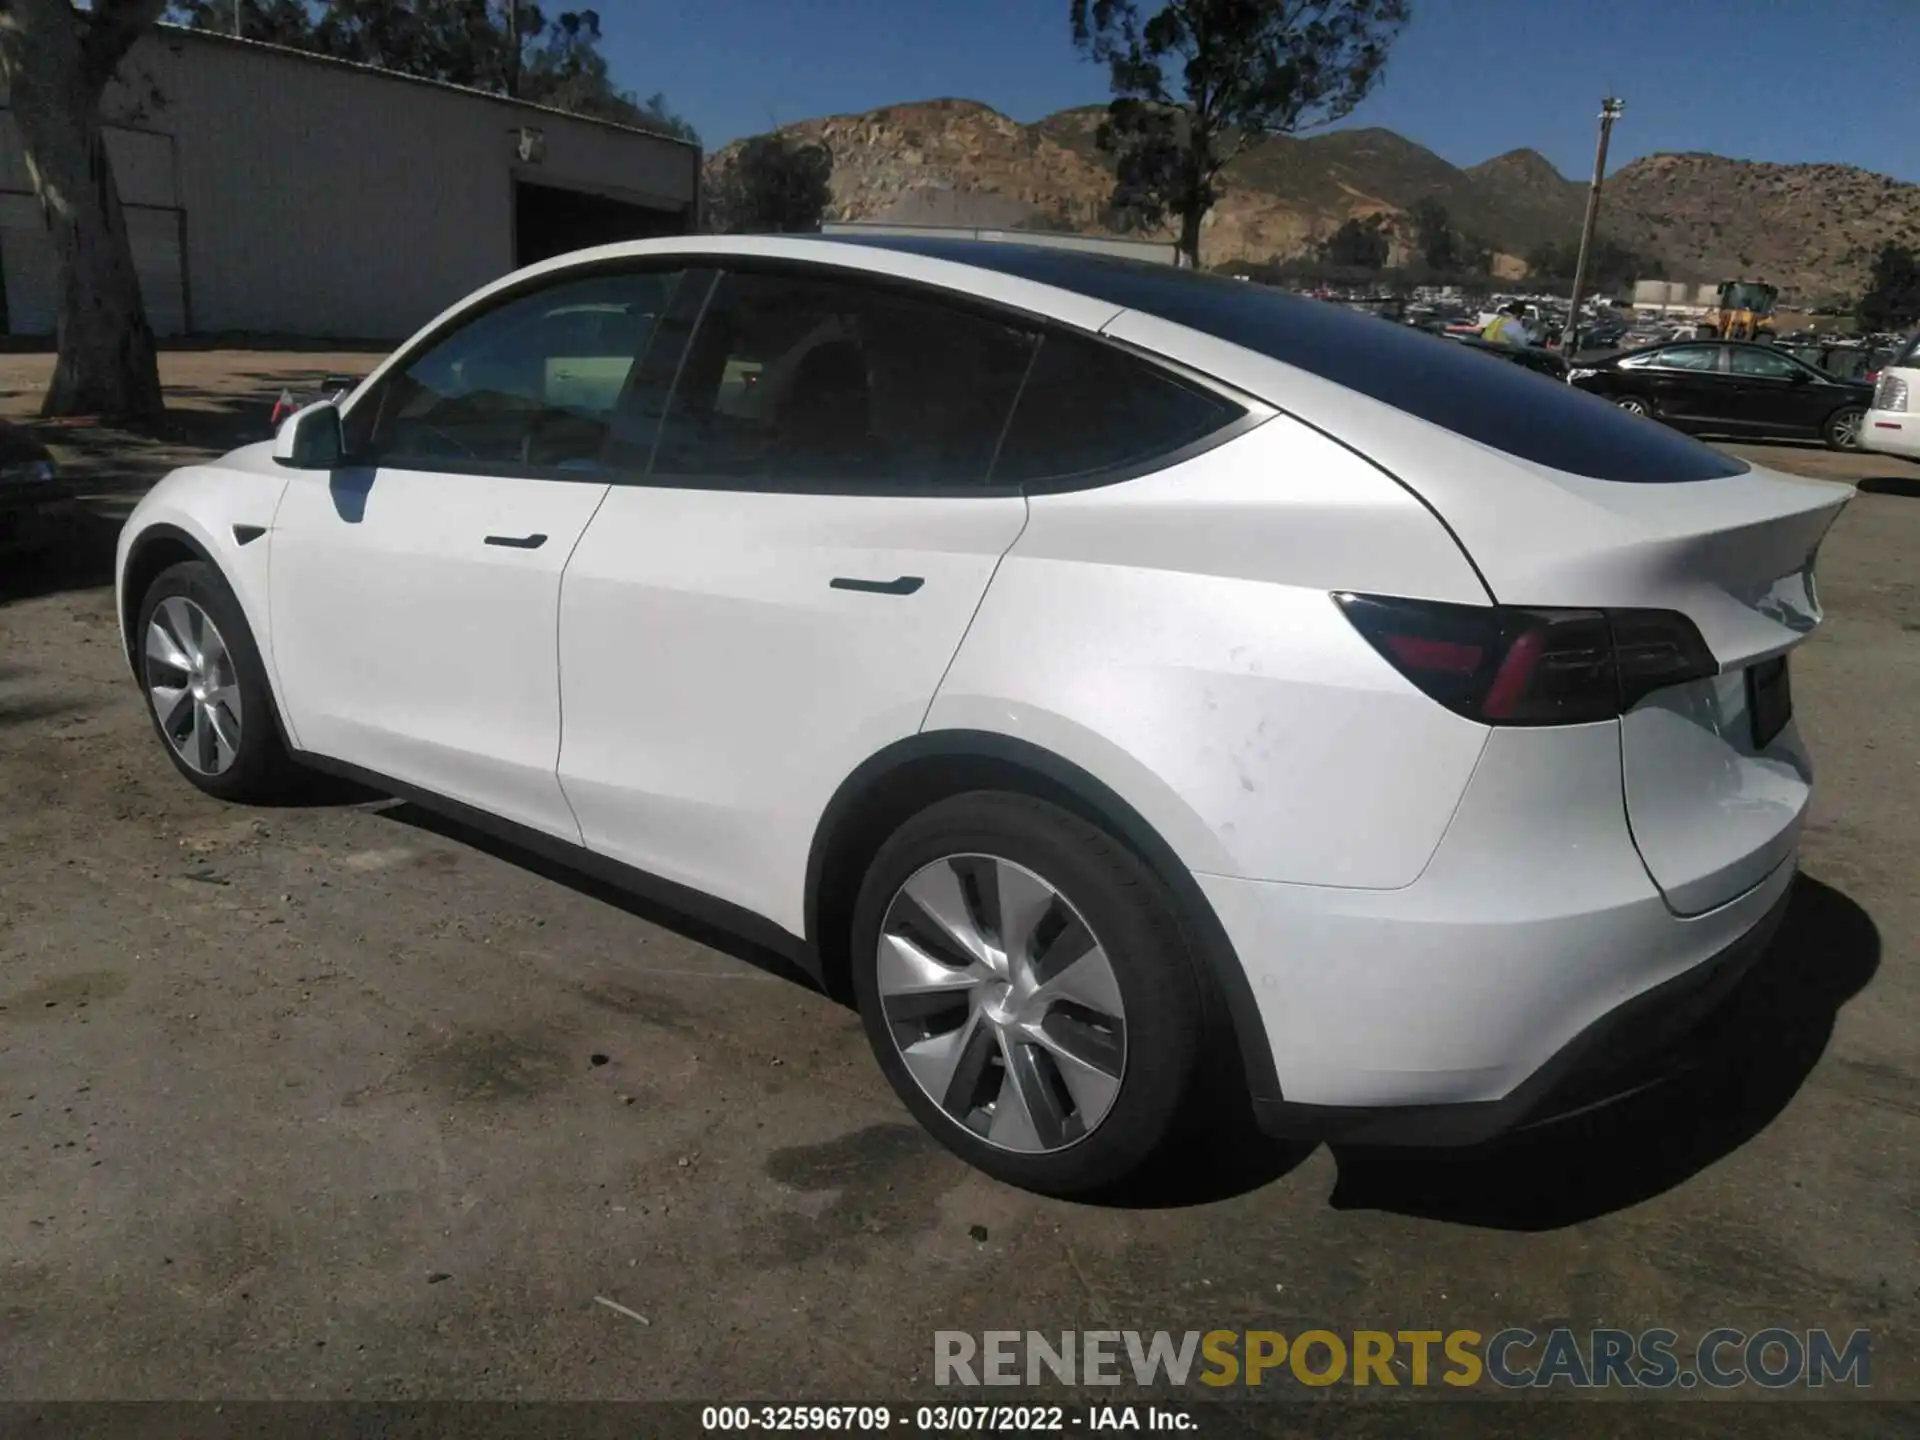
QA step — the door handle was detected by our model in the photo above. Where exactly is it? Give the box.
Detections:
[830,575,924,596]
[485,533,548,549]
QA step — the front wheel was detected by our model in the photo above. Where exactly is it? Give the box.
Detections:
[137,559,301,802]
[1824,406,1866,452]
[850,792,1206,1196]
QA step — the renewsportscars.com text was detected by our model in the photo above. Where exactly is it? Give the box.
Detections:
[934,1327,1871,1390]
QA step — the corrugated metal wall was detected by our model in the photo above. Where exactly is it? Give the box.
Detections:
[0,123,186,335]
[0,26,698,339]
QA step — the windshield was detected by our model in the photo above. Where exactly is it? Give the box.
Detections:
[1720,283,1778,312]
[834,237,1748,483]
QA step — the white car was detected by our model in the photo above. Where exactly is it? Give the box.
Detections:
[1864,331,1920,460]
[116,236,1851,1195]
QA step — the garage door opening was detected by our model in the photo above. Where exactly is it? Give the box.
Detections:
[514,182,687,267]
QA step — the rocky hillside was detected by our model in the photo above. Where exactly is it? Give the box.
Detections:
[707,99,1920,297]
[1602,153,1920,300]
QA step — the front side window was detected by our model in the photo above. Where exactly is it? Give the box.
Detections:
[1653,346,1722,372]
[1728,348,1808,380]
[653,269,1036,487]
[352,269,681,472]
[992,330,1245,485]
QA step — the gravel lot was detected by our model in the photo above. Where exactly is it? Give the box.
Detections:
[1,352,1917,1423]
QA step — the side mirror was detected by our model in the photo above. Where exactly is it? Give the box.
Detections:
[1787,369,1812,385]
[274,401,344,469]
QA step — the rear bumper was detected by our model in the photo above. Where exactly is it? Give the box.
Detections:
[1194,721,1803,1140]
[1249,870,1794,1145]
[1863,409,1920,459]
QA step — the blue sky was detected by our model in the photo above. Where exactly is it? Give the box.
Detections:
[603,0,1920,181]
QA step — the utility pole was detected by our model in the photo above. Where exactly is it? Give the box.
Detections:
[1562,96,1624,356]
[505,1,520,98]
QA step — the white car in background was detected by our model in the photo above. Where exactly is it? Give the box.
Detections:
[1864,331,1920,460]
[115,236,1850,1195]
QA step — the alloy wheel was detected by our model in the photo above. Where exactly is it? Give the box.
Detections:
[1831,410,1864,450]
[875,854,1126,1154]
[145,596,243,776]
[1616,397,1648,415]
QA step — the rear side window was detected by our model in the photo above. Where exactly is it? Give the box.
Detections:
[835,239,1750,483]
[1728,348,1805,380]
[653,269,1036,488]
[992,331,1244,485]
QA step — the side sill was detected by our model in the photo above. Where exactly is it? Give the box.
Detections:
[290,749,823,985]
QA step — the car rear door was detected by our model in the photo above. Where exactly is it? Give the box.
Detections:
[1723,345,1832,435]
[1638,343,1733,425]
[269,266,676,840]
[554,265,1042,934]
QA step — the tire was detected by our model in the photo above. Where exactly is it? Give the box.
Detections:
[1615,396,1650,416]
[136,559,301,803]
[850,791,1206,1196]
[1824,406,1865,452]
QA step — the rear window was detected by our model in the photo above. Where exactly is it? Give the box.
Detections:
[1898,333,1920,369]
[836,238,1749,484]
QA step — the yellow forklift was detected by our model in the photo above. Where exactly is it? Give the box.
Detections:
[1695,280,1779,342]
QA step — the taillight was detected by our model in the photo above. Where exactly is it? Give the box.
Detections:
[1873,373,1910,412]
[1334,593,1716,725]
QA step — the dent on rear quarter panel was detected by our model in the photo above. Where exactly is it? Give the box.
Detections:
[928,414,1493,889]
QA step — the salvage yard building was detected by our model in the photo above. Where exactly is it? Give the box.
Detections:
[0,25,701,340]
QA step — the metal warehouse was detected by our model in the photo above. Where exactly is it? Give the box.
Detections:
[0,25,700,340]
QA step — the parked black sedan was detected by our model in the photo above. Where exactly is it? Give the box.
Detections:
[0,420,79,560]
[1568,340,1873,450]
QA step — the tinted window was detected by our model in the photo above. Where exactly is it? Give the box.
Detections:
[1728,347,1805,380]
[993,331,1243,484]
[1894,332,1920,368]
[1653,345,1722,372]
[355,270,679,471]
[830,237,1749,483]
[654,269,1035,487]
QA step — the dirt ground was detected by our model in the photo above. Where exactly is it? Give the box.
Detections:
[1,351,1918,1425]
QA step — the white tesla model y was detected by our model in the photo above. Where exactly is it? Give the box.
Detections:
[117,236,1851,1195]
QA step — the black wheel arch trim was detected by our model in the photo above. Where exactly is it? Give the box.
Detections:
[120,521,298,755]
[804,728,1284,1104]
[120,521,218,676]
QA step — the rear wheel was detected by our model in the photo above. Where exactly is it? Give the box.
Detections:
[1824,406,1865,452]
[850,792,1206,1196]
[137,560,301,802]
[1615,396,1651,416]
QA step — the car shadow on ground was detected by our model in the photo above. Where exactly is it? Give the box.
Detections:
[351,797,1880,1219]
[1324,876,1879,1230]
[375,799,822,993]
[0,510,123,604]
[1857,474,1920,498]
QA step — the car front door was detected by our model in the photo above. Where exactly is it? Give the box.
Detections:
[555,265,1045,934]
[1724,345,1834,435]
[269,266,676,840]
